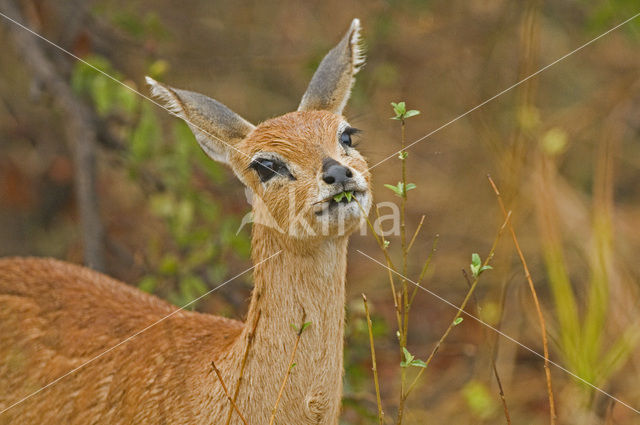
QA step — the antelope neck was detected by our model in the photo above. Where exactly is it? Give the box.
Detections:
[228,224,349,419]
[245,224,349,334]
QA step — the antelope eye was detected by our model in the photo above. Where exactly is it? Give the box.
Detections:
[340,131,352,147]
[249,158,292,182]
[339,127,360,148]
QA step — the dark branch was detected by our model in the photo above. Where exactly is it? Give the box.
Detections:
[1,0,106,271]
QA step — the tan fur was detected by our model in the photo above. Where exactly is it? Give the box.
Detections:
[0,258,241,424]
[0,19,369,425]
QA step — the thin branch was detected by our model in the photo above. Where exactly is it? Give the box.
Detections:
[490,277,513,425]
[362,294,385,425]
[462,269,512,425]
[409,234,439,308]
[488,175,556,423]
[225,309,262,425]
[373,202,403,320]
[268,312,308,425]
[404,211,512,400]
[355,198,403,333]
[211,361,249,425]
[407,214,426,253]
[355,199,397,270]
[397,118,410,425]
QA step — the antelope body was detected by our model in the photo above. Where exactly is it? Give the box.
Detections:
[0,20,371,424]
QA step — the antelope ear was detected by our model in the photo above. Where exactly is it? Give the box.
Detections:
[146,77,255,164]
[298,18,365,115]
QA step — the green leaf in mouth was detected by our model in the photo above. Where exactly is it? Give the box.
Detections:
[332,191,354,203]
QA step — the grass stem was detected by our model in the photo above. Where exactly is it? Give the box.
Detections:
[488,175,556,424]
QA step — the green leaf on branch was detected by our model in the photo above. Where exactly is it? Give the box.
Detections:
[400,347,414,367]
[470,253,493,278]
[401,347,427,368]
[454,317,464,326]
[404,109,421,119]
[384,182,404,197]
[391,101,421,120]
[291,321,312,334]
[390,101,406,120]
[384,182,416,197]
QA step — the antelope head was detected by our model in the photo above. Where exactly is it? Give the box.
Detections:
[147,19,371,240]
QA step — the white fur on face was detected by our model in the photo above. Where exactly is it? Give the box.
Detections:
[311,160,371,236]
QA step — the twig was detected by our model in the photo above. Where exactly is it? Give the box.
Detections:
[488,175,556,424]
[407,214,426,253]
[355,199,397,271]
[211,361,249,425]
[225,309,262,425]
[404,211,512,400]
[462,269,512,425]
[268,312,309,425]
[373,203,404,319]
[408,235,439,308]
[397,117,410,425]
[490,276,513,424]
[355,198,403,333]
[362,294,385,425]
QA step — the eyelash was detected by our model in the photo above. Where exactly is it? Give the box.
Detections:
[248,158,294,182]
[340,127,361,148]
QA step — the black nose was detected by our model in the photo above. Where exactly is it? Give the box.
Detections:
[322,157,353,185]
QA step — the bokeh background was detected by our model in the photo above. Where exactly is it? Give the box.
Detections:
[1,0,639,423]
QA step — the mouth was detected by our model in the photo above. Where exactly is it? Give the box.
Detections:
[314,189,367,215]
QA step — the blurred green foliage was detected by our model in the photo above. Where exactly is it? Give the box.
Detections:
[581,0,640,39]
[461,380,496,420]
[538,142,638,404]
[71,55,250,308]
[92,3,169,41]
